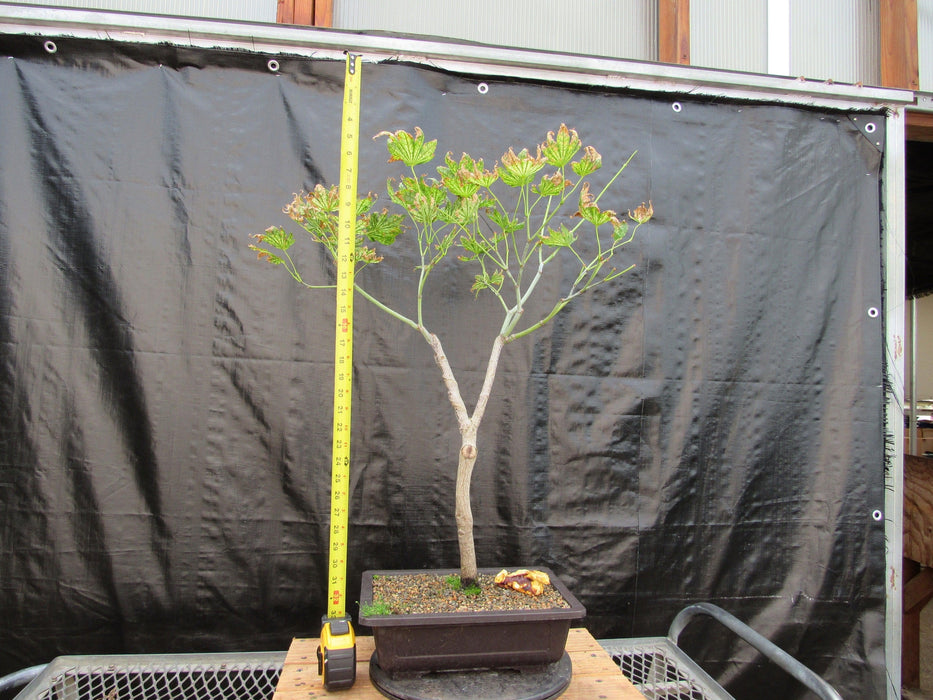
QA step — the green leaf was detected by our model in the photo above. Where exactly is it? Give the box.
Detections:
[413,185,448,224]
[470,270,504,296]
[248,244,285,265]
[487,209,523,235]
[532,172,570,197]
[469,168,499,188]
[440,195,481,226]
[436,152,499,195]
[540,124,581,167]
[434,230,458,258]
[442,177,479,198]
[355,246,384,265]
[307,184,340,212]
[499,147,545,187]
[578,207,615,227]
[628,200,654,224]
[612,219,630,241]
[362,210,404,245]
[575,182,616,227]
[437,153,480,197]
[571,146,602,177]
[374,127,437,167]
[387,176,448,224]
[259,226,295,252]
[283,187,340,246]
[459,235,492,260]
[540,224,576,248]
[356,195,376,217]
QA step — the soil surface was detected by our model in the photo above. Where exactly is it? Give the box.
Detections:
[368,572,571,615]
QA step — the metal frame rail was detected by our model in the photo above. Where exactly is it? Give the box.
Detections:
[600,602,844,700]
[5,651,285,700]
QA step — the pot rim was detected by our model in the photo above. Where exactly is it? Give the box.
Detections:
[358,566,586,627]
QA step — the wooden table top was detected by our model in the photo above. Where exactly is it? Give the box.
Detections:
[272,627,645,699]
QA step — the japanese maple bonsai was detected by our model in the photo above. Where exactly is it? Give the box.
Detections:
[251,124,652,589]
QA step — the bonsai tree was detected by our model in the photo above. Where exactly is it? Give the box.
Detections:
[250,124,652,588]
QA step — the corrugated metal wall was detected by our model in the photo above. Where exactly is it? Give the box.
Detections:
[789,0,880,85]
[921,0,933,92]
[690,0,768,74]
[332,0,658,62]
[6,0,275,22]
[690,0,880,86]
[334,0,883,89]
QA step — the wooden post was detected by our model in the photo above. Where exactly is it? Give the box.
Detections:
[658,0,690,65]
[881,0,919,90]
[903,456,933,687]
[276,0,333,27]
[314,0,334,28]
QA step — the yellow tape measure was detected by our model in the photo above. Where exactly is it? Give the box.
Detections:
[318,52,361,692]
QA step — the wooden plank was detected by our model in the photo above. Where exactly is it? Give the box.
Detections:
[276,0,315,26]
[880,0,919,90]
[658,0,690,65]
[314,0,334,28]
[565,626,605,652]
[275,0,292,24]
[905,567,933,613]
[904,558,923,687]
[563,674,640,699]
[904,602,921,687]
[907,111,933,142]
[273,628,645,699]
[905,455,933,566]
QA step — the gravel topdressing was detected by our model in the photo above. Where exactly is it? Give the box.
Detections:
[367,572,571,615]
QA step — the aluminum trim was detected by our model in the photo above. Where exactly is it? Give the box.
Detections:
[882,105,907,700]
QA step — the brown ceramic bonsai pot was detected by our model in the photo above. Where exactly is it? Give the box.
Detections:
[358,567,586,674]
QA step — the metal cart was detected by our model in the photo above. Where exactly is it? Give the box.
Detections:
[600,603,843,700]
[2,603,843,700]
[3,652,284,700]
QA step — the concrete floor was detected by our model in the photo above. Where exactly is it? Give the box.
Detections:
[904,603,933,700]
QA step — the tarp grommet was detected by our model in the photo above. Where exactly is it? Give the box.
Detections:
[43,40,57,54]
[477,82,488,94]
[267,59,279,72]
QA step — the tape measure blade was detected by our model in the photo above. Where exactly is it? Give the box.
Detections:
[327,53,361,620]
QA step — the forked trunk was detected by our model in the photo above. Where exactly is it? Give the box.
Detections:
[425,331,505,588]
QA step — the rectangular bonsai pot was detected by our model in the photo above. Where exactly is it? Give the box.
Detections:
[358,567,585,674]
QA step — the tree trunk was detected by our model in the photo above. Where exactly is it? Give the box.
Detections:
[425,331,505,588]
[456,431,479,587]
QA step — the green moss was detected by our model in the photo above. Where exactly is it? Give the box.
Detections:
[446,574,481,596]
[359,598,392,616]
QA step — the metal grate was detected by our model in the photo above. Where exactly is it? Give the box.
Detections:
[16,653,285,700]
[600,638,732,700]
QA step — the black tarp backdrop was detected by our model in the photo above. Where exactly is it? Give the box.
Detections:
[0,34,888,697]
